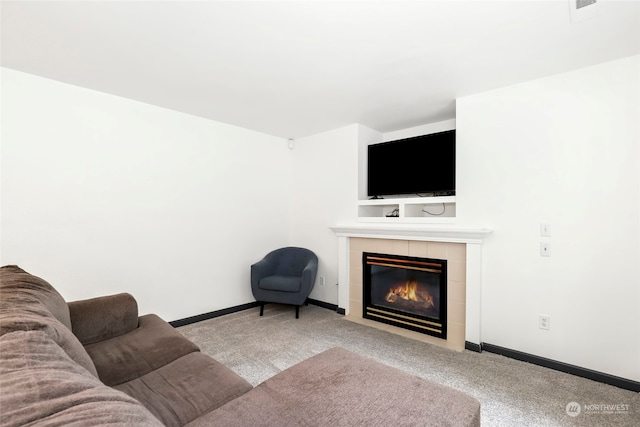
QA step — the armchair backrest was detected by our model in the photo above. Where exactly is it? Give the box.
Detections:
[268,247,317,276]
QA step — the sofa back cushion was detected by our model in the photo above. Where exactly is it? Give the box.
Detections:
[0,330,163,427]
[0,265,72,330]
[0,265,98,377]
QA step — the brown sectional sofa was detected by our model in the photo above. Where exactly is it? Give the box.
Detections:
[0,265,481,426]
[0,265,251,426]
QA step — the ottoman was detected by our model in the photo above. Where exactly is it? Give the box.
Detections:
[187,347,481,426]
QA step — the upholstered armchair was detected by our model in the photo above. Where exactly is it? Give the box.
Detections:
[250,247,318,318]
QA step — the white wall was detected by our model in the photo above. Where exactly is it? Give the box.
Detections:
[3,54,638,383]
[0,68,292,321]
[456,55,640,381]
[290,124,382,304]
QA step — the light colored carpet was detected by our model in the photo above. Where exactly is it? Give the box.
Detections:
[178,304,639,427]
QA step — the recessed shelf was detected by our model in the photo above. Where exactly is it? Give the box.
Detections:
[357,196,456,223]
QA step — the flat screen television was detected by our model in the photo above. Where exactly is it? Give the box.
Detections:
[367,130,455,198]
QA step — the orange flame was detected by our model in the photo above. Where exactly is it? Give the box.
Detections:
[385,281,434,309]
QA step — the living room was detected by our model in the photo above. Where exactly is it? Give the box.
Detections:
[1,0,638,403]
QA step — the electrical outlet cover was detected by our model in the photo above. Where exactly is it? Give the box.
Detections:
[540,242,551,257]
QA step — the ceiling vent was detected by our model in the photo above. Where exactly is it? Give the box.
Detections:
[576,0,596,10]
[570,0,599,23]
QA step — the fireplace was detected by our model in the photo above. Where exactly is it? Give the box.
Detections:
[363,252,447,339]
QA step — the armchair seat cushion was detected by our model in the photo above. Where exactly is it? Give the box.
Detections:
[259,275,301,293]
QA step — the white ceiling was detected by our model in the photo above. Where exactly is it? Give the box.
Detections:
[2,0,639,138]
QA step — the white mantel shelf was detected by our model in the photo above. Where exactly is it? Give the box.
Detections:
[330,223,492,244]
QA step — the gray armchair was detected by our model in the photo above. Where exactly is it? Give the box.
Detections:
[251,247,318,318]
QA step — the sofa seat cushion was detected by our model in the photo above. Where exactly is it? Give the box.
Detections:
[85,314,199,386]
[186,347,481,427]
[259,275,301,292]
[0,330,163,427]
[114,352,253,427]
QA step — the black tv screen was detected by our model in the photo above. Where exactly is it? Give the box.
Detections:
[367,130,455,197]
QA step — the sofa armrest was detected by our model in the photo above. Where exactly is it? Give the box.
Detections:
[68,293,139,345]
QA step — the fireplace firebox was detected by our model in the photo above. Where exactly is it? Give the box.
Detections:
[363,252,447,339]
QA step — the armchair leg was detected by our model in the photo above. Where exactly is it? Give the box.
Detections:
[295,305,300,319]
[259,303,264,317]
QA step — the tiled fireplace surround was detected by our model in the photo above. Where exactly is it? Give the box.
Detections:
[331,224,491,351]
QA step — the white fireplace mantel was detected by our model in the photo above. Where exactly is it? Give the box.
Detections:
[330,223,492,244]
[330,223,492,348]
